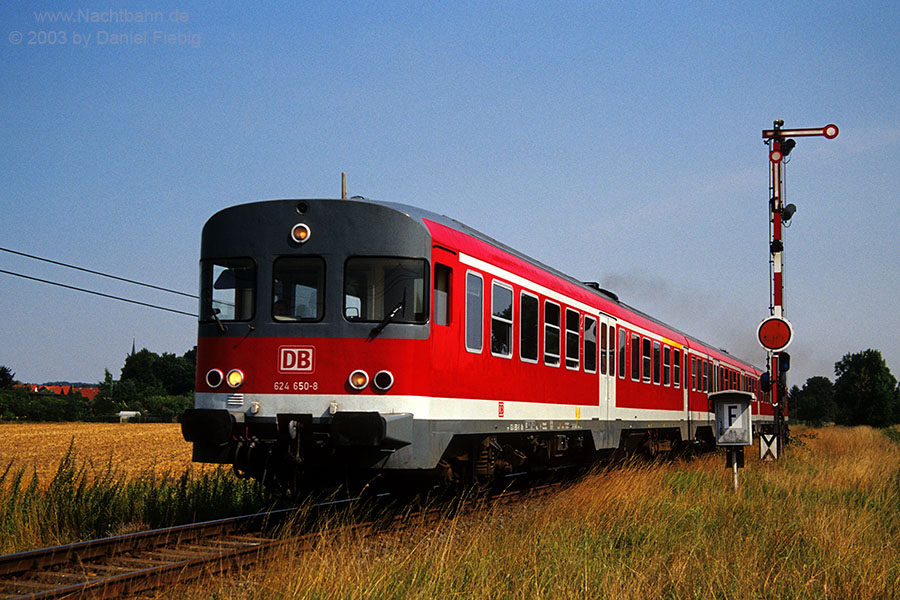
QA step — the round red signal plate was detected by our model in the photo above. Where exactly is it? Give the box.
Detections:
[757,317,793,352]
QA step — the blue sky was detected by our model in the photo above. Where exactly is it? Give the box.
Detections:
[1,1,898,388]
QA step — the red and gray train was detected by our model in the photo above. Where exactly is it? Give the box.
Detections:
[181,198,773,491]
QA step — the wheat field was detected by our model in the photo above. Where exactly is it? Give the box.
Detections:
[0,422,200,480]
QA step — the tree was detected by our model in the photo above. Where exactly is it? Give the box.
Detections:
[140,394,193,422]
[152,352,194,396]
[834,349,900,427]
[120,347,195,398]
[789,376,836,426]
[120,348,163,393]
[92,369,125,416]
[0,365,14,389]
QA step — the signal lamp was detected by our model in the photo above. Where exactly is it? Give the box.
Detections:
[348,370,369,391]
[781,138,796,157]
[226,369,245,389]
[206,369,224,389]
[779,352,791,372]
[782,203,797,221]
[291,223,311,243]
[770,239,784,253]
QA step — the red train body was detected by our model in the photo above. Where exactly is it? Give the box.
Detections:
[181,198,772,490]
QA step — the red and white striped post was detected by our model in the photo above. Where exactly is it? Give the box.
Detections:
[761,121,838,455]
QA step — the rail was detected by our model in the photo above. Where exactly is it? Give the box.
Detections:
[0,508,298,599]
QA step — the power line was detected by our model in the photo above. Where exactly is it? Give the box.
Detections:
[0,246,197,299]
[0,268,197,317]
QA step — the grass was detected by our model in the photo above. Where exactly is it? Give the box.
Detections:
[0,441,266,554]
[159,426,900,600]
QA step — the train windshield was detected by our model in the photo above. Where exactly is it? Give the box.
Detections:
[272,256,325,321]
[344,257,428,324]
[199,258,256,322]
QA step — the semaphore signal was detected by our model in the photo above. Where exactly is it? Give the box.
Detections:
[761,120,838,459]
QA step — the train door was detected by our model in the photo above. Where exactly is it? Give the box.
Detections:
[682,347,689,433]
[598,316,616,422]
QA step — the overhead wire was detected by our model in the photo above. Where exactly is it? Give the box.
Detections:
[0,246,197,299]
[0,268,197,317]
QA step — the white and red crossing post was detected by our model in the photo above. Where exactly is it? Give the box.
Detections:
[760,121,838,456]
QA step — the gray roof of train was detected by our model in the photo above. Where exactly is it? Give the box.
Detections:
[371,199,757,368]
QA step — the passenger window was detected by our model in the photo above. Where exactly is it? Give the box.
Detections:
[520,292,539,363]
[703,361,710,393]
[544,301,561,366]
[565,309,580,370]
[595,320,604,375]
[608,325,616,376]
[642,338,651,383]
[630,333,640,380]
[618,328,626,378]
[691,357,697,391]
[434,263,451,326]
[653,341,661,384]
[673,348,681,388]
[491,281,513,358]
[272,256,325,321]
[584,316,598,373]
[465,272,483,353]
[663,346,671,386]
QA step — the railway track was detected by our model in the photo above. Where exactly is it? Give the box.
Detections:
[0,480,563,599]
[0,508,300,599]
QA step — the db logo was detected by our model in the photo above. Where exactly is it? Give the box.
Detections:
[279,346,315,373]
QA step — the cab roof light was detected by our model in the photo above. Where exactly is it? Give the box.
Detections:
[291,223,311,244]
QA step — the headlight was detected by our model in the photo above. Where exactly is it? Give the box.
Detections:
[226,369,245,389]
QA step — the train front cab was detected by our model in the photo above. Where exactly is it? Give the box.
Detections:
[181,199,444,488]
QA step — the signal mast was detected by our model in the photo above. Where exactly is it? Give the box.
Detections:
[759,120,838,457]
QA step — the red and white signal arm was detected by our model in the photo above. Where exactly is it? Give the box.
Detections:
[757,317,793,352]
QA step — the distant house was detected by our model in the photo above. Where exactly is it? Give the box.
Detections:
[16,384,101,401]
